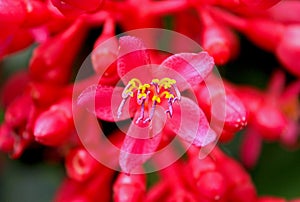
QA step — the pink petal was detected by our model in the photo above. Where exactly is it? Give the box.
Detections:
[158,52,214,90]
[119,112,165,173]
[240,127,262,169]
[117,36,151,84]
[267,70,285,98]
[276,25,300,77]
[253,104,288,141]
[223,93,247,132]
[166,97,216,147]
[281,120,299,146]
[77,85,135,122]
[119,135,162,174]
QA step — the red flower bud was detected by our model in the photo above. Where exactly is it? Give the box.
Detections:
[0,28,35,59]
[21,0,51,28]
[0,124,14,153]
[196,171,227,201]
[253,104,288,141]
[211,8,284,52]
[267,1,300,24]
[276,25,300,77]
[1,71,29,107]
[0,1,26,35]
[91,18,120,85]
[113,173,146,202]
[195,83,247,142]
[200,10,239,65]
[233,87,264,121]
[65,147,101,181]
[214,149,251,187]
[212,8,300,77]
[29,19,87,84]
[223,93,247,133]
[34,99,73,146]
[0,123,31,159]
[29,82,66,107]
[4,95,33,128]
[211,148,257,201]
[229,182,257,202]
[188,148,217,178]
[0,0,50,57]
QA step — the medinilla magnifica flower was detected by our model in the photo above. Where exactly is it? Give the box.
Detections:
[77,36,218,173]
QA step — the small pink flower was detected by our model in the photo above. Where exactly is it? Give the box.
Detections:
[78,36,217,173]
[237,70,300,168]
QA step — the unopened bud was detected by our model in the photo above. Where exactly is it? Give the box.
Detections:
[113,173,146,202]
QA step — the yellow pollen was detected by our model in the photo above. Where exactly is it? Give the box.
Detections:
[138,84,150,92]
[118,77,181,122]
[138,93,147,99]
[159,78,177,89]
[152,95,161,103]
[161,91,175,99]
[152,79,159,84]
[129,78,142,87]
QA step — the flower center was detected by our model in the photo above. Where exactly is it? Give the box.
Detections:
[118,78,181,123]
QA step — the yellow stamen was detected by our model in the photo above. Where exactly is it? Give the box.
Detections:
[138,93,147,99]
[161,91,174,99]
[129,78,142,87]
[152,95,161,103]
[118,77,180,122]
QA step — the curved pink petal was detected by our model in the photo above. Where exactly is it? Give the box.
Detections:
[281,120,299,146]
[77,85,135,122]
[157,51,214,90]
[240,127,262,169]
[119,111,165,173]
[166,97,216,147]
[119,134,162,174]
[117,36,151,84]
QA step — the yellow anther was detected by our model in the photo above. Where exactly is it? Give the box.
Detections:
[170,79,176,84]
[120,77,180,122]
[158,78,176,89]
[161,91,174,99]
[129,78,142,87]
[152,95,161,103]
[138,93,147,99]
[124,89,134,97]
[138,84,150,90]
[152,79,159,84]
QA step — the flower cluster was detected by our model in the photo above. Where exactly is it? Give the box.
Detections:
[0,0,300,202]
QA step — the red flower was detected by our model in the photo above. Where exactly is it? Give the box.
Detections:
[113,173,146,202]
[194,78,248,142]
[237,70,300,168]
[78,36,217,173]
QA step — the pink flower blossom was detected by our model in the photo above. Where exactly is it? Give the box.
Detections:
[78,36,217,173]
